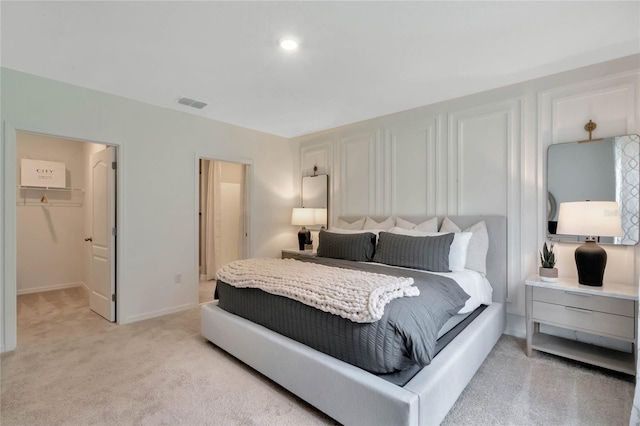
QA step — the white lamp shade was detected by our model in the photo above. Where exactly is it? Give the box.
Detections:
[291,208,315,226]
[314,208,327,226]
[556,201,623,237]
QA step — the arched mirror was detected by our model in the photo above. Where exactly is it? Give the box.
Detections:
[547,134,639,245]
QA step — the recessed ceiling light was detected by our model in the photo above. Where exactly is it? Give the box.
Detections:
[279,39,298,51]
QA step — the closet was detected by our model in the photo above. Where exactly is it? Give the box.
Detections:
[16,132,113,330]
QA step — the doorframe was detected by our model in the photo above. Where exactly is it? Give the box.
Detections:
[194,153,253,296]
[2,122,124,352]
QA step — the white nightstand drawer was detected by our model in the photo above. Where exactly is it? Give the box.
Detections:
[532,300,635,340]
[533,287,635,317]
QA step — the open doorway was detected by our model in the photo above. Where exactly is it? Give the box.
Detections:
[198,159,248,304]
[15,132,117,344]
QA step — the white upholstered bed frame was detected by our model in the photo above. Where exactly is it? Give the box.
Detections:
[201,215,507,425]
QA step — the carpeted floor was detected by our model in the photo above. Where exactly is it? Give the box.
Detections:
[1,287,634,425]
[200,279,217,305]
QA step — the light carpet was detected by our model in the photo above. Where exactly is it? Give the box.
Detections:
[1,287,634,425]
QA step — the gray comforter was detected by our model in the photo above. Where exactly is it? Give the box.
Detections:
[216,257,469,375]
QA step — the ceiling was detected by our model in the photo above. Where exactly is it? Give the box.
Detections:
[2,1,639,138]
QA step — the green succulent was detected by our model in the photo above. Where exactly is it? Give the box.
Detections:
[539,241,556,268]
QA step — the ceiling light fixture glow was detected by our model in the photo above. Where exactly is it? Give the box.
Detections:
[279,39,298,51]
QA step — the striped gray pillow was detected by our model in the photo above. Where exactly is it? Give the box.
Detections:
[317,231,377,262]
[373,232,454,272]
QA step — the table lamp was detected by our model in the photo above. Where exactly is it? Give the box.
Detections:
[291,208,315,250]
[314,208,327,229]
[556,201,623,286]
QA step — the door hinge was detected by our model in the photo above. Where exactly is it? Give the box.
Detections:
[112,294,116,302]
[112,227,117,236]
[112,161,117,170]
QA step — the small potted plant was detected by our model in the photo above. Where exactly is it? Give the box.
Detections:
[539,241,558,282]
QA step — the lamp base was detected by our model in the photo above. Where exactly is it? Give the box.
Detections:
[298,227,306,251]
[575,240,607,286]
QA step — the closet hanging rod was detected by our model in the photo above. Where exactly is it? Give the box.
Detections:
[17,185,84,192]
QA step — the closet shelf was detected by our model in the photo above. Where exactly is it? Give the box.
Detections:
[17,185,84,192]
[17,185,85,207]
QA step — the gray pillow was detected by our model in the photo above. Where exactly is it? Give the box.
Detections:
[373,232,454,272]
[317,230,377,262]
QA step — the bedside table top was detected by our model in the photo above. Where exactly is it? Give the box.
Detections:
[525,275,638,301]
[282,248,317,256]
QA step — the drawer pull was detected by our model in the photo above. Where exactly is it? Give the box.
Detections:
[564,291,591,297]
[565,306,593,314]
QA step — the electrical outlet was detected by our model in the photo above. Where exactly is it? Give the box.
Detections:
[174,273,182,284]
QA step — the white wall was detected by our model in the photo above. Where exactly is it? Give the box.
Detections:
[2,68,299,352]
[295,55,640,337]
[16,133,86,294]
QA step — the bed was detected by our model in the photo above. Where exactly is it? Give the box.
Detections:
[201,215,506,425]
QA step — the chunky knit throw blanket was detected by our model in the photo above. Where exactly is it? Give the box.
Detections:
[216,258,419,323]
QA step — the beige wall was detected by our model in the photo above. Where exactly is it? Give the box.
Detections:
[2,68,299,352]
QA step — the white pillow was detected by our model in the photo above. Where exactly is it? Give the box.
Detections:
[364,216,395,230]
[414,217,438,232]
[336,217,365,230]
[394,217,416,229]
[388,227,472,272]
[440,218,489,275]
[394,217,438,232]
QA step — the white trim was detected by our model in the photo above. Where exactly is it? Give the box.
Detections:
[124,302,196,324]
[16,281,84,295]
[505,312,527,338]
[2,122,124,353]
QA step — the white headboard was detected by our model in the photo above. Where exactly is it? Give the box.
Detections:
[337,215,507,303]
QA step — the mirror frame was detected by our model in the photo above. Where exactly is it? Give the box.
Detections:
[546,134,640,245]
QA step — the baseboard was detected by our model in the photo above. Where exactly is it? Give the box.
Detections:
[17,281,85,295]
[504,313,526,338]
[122,302,196,324]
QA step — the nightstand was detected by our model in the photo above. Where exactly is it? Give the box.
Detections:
[281,248,317,260]
[525,275,638,375]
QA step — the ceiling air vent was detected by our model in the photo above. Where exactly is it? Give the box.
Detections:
[177,97,208,109]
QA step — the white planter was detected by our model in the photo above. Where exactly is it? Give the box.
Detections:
[539,267,558,282]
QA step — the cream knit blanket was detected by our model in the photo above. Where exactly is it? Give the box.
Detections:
[216,258,419,323]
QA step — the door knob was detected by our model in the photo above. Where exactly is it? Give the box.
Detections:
[84,237,93,242]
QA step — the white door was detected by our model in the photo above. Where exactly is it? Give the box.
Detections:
[89,147,116,321]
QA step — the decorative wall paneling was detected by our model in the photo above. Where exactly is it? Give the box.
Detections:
[297,60,640,334]
[300,140,332,178]
[447,100,521,215]
[385,117,439,218]
[538,71,639,287]
[448,99,523,303]
[336,130,381,220]
[300,100,523,303]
